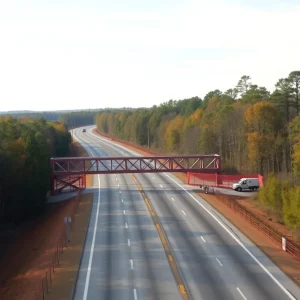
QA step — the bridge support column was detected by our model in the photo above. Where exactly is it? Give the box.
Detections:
[50,175,86,195]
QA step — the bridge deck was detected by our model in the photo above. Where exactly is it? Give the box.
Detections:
[51,155,221,175]
[50,155,221,195]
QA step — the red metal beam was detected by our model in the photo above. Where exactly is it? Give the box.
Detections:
[50,175,86,195]
[50,155,221,176]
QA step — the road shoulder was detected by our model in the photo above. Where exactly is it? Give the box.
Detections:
[45,192,93,300]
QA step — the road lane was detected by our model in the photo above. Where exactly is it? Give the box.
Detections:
[138,173,288,299]
[79,126,300,300]
[72,127,180,300]
[119,173,181,300]
[136,173,243,300]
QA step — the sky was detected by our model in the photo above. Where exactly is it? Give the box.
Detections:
[0,0,299,111]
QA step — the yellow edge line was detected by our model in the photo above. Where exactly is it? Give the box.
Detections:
[130,174,189,300]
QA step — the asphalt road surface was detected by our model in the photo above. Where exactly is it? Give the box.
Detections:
[71,126,300,300]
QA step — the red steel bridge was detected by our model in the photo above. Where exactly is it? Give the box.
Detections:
[50,155,221,195]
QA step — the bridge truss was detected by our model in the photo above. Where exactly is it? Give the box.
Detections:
[50,155,221,195]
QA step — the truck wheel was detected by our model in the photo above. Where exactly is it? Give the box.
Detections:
[237,187,242,192]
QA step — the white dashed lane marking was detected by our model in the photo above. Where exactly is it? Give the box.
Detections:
[216,258,223,266]
[236,287,247,300]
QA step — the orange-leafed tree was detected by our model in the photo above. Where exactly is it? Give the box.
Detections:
[164,115,185,153]
[244,101,278,173]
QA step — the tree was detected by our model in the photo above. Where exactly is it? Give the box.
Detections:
[0,117,71,224]
[259,174,283,220]
[244,101,278,173]
[225,88,238,101]
[164,116,184,152]
[289,71,300,114]
[241,85,270,104]
[272,78,294,122]
[236,75,251,97]
[202,90,222,107]
[179,97,202,116]
[290,115,300,176]
[94,70,297,176]
[134,110,149,146]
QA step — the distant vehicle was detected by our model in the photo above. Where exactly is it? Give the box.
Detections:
[232,178,259,192]
[82,129,86,132]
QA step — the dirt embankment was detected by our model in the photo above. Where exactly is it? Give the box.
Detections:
[93,128,300,285]
[44,193,92,300]
[0,141,94,300]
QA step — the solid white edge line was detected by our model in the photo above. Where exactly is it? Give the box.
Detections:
[201,236,206,243]
[181,210,186,216]
[216,258,223,266]
[130,259,134,269]
[83,175,101,300]
[236,287,247,300]
[133,288,138,300]
[163,173,296,300]
[80,130,295,300]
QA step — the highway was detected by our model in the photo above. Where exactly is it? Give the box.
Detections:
[72,126,300,300]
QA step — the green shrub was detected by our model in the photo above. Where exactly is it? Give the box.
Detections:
[258,173,283,220]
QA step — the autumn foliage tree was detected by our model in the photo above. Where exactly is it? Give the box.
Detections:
[95,71,300,178]
[0,117,71,224]
[244,102,278,173]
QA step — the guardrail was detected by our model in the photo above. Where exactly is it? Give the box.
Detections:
[188,172,264,188]
[214,192,300,261]
[33,191,81,299]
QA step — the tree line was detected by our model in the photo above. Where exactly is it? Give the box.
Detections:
[95,71,300,177]
[0,108,136,128]
[0,117,71,225]
[59,108,135,129]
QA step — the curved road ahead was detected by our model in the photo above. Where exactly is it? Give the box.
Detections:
[72,126,300,300]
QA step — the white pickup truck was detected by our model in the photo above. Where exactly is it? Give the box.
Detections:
[232,178,259,192]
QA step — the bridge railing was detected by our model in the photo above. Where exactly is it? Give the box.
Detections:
[50,155,221,176]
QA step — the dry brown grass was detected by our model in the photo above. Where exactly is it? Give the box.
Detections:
[45,193,93,300]
[0,193,93,300]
